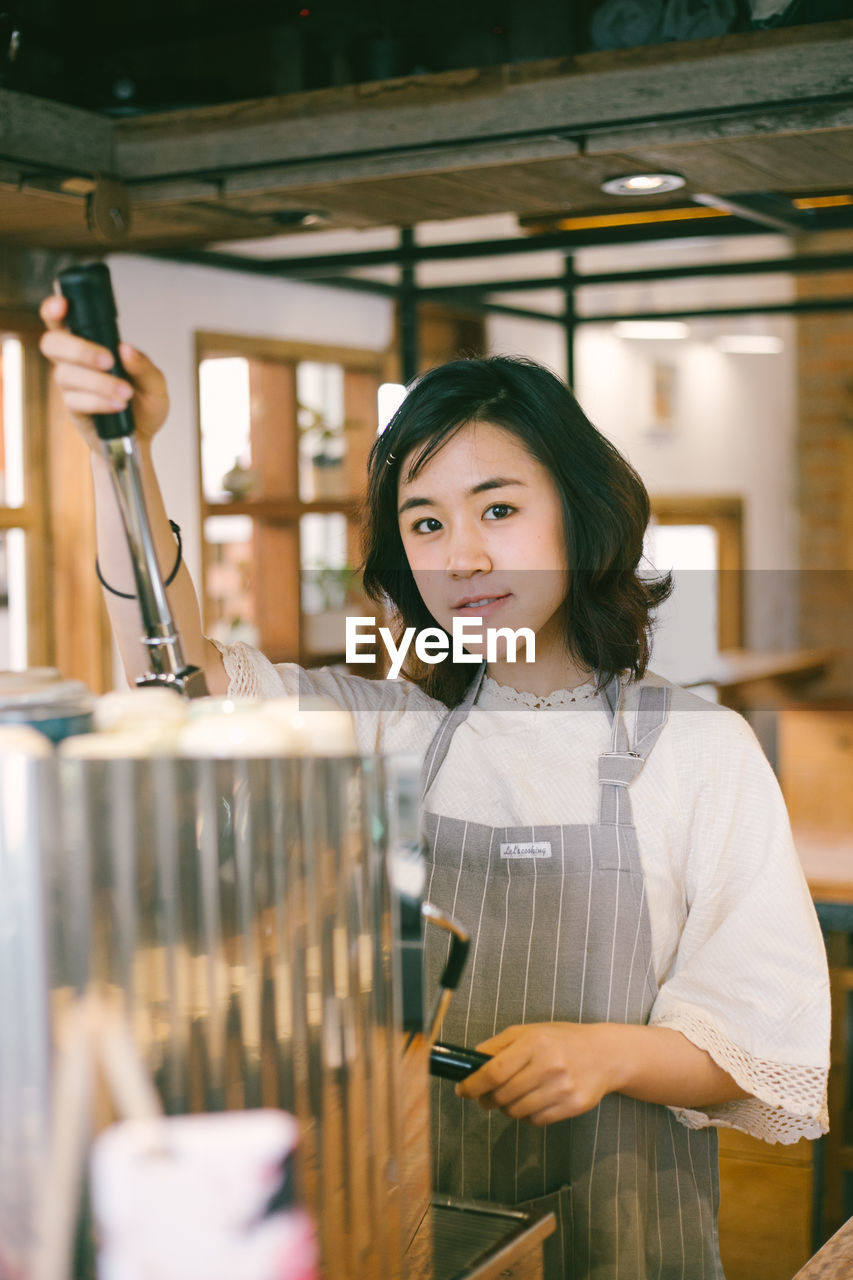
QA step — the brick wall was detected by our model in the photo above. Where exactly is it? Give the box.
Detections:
[796,230,853,699]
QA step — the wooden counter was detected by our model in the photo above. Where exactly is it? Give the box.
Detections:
[663,648,836,706]
[716,824,853,1280]
[795,826,853,1262]
[793,1216,853,1279]
[406,1198,555,1280]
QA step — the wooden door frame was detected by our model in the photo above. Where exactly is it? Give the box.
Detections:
[0,313,52,669]
[650,495,744,651]
[194,331,393,663]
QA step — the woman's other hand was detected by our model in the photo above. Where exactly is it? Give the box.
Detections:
[456,1020,751,1125]
[457,1022,617,1125]
[39,293,169,450]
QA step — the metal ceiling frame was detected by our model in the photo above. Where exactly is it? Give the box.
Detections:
[156,212,853,382]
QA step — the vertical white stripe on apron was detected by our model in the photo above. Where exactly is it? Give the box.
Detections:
[605,820,623,1024]
[487,1108,492,1202]
[612,819,625,1280]
[426,815,441,1187]
[521,830,539,1024]
[706,1138,716,1277]
[460,826,495,1196]
[686,1134,706,1280]
[615,1094,623,1278]
[545,825,567,1195]
[577,826,594,1022]
[667,1114,687,1280]
[636,1100,643,1279]
[493,850,513,1038]
[517,829,539,1202]
[489,852,513,1201]
[624,881,645,1022]
[446,821,469,1192]
[587,1104,602,1268]
[653,1109,663,1280]
[551,825,567,1022]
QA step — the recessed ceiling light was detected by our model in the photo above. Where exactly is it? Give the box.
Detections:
[270,210,329,227]
[614,321,689,340]
[601,173,686,197]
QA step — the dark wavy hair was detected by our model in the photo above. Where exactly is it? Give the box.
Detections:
[362,356,671,707]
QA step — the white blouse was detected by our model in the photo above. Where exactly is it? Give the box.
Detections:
[220,640,830,1146]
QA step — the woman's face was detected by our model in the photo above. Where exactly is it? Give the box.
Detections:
[397,420,569,662]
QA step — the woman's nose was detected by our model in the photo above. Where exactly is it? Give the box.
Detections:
[446,524,491,576]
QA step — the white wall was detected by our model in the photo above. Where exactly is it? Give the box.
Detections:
[487,307,798,652]
[576,318,798,652]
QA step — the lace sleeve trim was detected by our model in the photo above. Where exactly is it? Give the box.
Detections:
[651,1007,829,1145]
[210,639,294,700]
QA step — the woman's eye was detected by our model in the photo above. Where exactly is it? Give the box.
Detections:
[484,503,515,520]
[412,516,442,534]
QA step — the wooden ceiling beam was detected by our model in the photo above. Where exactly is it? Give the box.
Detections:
[1,24,853,251]
[112,23,853,185]
[0,87,113,175]
[126,136,583,206]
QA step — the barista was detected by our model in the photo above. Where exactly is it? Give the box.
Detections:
[41,297,830,1280]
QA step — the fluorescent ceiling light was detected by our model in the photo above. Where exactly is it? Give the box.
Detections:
[614,321,689,340]
[601,173,686,196]
[716,335,784,354]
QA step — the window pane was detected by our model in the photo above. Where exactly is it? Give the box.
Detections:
[644,522,718,691]
[300,513,348,615]
[300,513,363,659]
[198,358,252,501]
[0,338,25,508]
[202,515,257,647]
[0,529,28,669]
[297,361,347,501]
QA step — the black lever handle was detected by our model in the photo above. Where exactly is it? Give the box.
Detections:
[430,1041,492,1082]
[422,901,470,995]
[57,262,134,441]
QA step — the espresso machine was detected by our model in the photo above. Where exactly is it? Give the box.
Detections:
[0,695,474,1278]
[0,265,548,1280]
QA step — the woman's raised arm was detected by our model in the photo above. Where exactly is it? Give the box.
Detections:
[40,294,228,693]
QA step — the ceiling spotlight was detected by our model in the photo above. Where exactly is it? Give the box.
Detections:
[601,173,686,197]
[270,210,329,228]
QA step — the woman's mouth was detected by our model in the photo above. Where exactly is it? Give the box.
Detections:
[451,593,512,616]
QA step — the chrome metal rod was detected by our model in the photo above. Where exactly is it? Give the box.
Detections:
[102,436,207,696]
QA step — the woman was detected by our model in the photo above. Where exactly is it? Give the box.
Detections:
[41,297,830,1279]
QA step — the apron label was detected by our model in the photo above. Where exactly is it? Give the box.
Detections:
[500,841,552,860]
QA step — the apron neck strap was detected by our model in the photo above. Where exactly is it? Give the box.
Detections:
[600,672,630,753]
[421,661,487,801]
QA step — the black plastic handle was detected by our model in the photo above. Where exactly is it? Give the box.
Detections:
[430,1041,492,1082]
[57,262,135,441]
[421,901,470,993]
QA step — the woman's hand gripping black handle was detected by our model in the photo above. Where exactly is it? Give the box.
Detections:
[429,1042,492,1082]
[57,263,135,441]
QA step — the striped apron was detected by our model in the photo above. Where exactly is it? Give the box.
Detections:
[421,664,723,1280]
